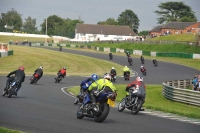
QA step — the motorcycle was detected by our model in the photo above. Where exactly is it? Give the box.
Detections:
[141,58,144,64]
[153,60,158,66]
[110,73,116,82]
[2,77,20,98]
[109,53,113,60]
[128,61,132,66]
[124,72,130,81]
[30,73,39,84]
[141,69,146,76]
[118,87,145,115]
[55,73,64,83]
[76,90,116,123]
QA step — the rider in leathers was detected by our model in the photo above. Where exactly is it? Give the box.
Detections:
[5,66,25,95]
[31,66,43,83]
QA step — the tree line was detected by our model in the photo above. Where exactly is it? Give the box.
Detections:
[0,1,197,38]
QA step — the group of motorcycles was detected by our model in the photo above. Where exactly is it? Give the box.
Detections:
[74,84,145,123]
[2,71,64,98]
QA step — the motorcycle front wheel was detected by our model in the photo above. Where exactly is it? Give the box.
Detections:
[131,98,143,115]
[77,105,85,119]
[118,97,126,112]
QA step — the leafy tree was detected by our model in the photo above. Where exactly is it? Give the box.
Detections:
[117,9,140,33]
[97,18,118,25]
[155,1,197,24]
[0,8,22,32]
[23,16,38,34]
[138,30,149,36]
[40,15,64,35]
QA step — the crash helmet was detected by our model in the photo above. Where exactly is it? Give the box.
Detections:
[39,66,43,69]
[63,67,66,70]
[136,76,143,82]
[104,73,111,80]
[19,66,25,71]
[112,67,114,69]
[91,74,98,81]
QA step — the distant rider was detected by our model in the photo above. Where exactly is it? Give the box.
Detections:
[109,52,113,59]
[56,67,66,79]
[110,67,117,80]
[153,58,157,64]
[126,51,130,57]
[4,66,25,96]
[128,56,133,63]
[88,73,117,104]
[30,66,43,83]
[123,66,130,77]
[140,66,146,72]
[140,56,144,63]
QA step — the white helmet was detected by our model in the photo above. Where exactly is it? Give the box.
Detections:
[153,58,155,60]
[136,76,143,82]
[141,66,143,68]
[39,66,43,69]
[112,67,114,69]
[104,73,111,80]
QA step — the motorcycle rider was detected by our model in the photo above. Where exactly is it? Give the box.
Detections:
[140,66,146,73]
[123,66,130,78]
[126,51,130,57]
[4,66,25,96]
[30,66,43,83]
[125,76,146,110]
[128,56,133,64]
[110,67,117,80]
[140,56,144,63]
[109,52,113,59]
[56,67,66,79]
[78,74,98,97]
[153,58,157,64]
[87,73,117,104]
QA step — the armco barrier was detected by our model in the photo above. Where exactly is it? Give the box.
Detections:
[162,79,200,107]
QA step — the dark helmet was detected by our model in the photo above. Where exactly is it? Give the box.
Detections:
[19,66,25,71]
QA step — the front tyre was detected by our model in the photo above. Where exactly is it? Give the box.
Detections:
[94,103,110,123]
[77,105,84,119]
[118,97,126,112]
[8,86,16,98]
[131,99,143,115]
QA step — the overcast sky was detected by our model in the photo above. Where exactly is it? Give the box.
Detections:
[0,0,199,32]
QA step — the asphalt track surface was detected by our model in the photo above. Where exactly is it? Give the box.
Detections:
[0,46,199,133]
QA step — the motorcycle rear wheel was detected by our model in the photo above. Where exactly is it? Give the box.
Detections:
[94,103,110,123]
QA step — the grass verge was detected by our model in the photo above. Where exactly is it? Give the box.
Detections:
[0,45,124,76]
[0,127,23,133]
[67,84,200,119]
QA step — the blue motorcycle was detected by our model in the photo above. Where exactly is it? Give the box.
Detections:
[2,77,20,98]
[76,90,116,123]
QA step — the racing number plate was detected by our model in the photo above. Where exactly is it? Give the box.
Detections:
[107,99,115,107]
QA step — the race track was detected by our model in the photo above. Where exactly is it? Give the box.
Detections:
[0,47,199,133]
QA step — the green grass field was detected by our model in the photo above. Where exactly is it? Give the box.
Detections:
[0,45,124,76]
[147,34,198,42]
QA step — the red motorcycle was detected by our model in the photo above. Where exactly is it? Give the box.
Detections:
[30,73,39,84]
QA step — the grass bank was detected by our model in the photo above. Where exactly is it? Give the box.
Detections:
[68,84,200,119]
[0,127,23,133]
[85,43,200,54]
[0,45,124,76]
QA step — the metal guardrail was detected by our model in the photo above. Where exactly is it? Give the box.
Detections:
[162,79,200,107]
